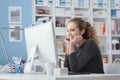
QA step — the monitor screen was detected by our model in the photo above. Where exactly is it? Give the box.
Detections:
[24,22,58,69]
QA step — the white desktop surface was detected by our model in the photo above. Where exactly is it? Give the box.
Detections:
[0,74,120,80]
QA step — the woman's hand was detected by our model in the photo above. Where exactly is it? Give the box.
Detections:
[64,35,73,55]
[70,36,83,46]
[64,35,83,55]
[67,36,83,54]
[64,35,73,44]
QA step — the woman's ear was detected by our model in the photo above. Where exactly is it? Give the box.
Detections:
[80,30,85,35]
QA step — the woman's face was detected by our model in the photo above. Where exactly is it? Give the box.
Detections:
[66,22,81,39]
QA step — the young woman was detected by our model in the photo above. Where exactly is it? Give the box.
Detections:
[64,18,104,74]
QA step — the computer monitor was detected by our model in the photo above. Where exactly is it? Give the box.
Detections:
[24,22,58,73]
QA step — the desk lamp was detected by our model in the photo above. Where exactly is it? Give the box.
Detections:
[0,27,24,73]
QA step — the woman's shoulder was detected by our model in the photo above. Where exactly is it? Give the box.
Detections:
[83,38,99,51]
[80,38,97,48]
[84,38,98,47]
[86,38,96,44]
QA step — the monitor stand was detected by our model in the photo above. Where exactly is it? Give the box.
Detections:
[24,45,45,74]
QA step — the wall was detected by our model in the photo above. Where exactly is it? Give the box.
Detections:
[0,0,32,64]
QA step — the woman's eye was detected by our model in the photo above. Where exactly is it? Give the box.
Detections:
[71,29,75,31]
[67,29,75,32]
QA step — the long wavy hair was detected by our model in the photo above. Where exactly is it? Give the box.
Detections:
[68,18,100,44]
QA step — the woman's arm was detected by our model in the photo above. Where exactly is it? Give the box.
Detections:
[64,55,71,71]
[69,39,100,72]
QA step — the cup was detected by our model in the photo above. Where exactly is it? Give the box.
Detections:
[44,62,55,75]
[15,64,24,74]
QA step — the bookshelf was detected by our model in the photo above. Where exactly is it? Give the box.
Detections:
[91,0,111,64]
[110,0,120,64]
[32,0,120,65]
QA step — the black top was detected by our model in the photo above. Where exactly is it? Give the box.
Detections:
[64,38,104,74]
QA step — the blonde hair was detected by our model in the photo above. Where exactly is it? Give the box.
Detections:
[68,18,100,44]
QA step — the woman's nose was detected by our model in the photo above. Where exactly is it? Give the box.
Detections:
[67,33,71,36]
[67,34,73,38]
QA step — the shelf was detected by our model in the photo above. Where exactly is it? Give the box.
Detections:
[93,7,108,10]
[74,7,89,9]
[93,16,108,19]
[98,35,108,37]
[35,5,53,7]
[55,15,71,18]
[111,17,120,19]
[36,14,52,17]
[112,35,120,37]
[111,50,120,54]
[111,8,120,10]
[55,6,72,8]
[74,16,90,18]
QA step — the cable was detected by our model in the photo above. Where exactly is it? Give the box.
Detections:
[0,32,11,64]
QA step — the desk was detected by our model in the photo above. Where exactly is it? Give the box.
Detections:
[0,74,120,80]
